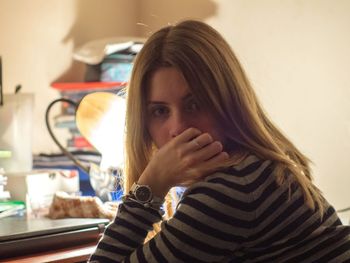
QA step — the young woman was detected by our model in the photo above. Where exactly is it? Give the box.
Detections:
[89,20,350,262]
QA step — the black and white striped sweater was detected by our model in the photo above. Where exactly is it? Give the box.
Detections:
[89,155,350,262]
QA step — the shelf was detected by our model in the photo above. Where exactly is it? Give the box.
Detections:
[51,82,126,91]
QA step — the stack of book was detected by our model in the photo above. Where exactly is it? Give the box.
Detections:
[0,168,26,218]
[0,201,25,219]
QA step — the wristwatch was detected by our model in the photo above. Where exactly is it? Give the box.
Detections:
[129,182,164,209]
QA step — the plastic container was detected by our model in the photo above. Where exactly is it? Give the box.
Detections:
[0,93,34,173]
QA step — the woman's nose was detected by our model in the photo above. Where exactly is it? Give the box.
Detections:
[169,113,189,138]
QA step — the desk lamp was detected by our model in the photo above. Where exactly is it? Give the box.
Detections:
[45,92,126,201]
[76,92,125,170]
[75,92,126,201]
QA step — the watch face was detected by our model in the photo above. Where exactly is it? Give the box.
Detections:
[135,186,152,202]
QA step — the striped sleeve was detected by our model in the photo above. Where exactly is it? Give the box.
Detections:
[89,155,350,262]
[89,200,163,263]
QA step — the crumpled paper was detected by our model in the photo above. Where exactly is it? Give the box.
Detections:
[48,191,119,220]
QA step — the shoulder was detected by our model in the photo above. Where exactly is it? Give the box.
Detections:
[187,154,275,195]
[179,155,278,213]
[210,154,275,186]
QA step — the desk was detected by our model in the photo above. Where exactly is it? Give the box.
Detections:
[0,216,109,263]
[1,240,98,263]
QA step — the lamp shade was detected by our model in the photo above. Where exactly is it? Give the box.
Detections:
[76,92,126,169]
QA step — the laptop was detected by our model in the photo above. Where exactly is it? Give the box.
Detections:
[0,216,109,259]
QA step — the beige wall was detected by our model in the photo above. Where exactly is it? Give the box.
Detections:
[1,0,349,210]
[137,0,217,36]
[206,0,350,210]
[0,0,139,153]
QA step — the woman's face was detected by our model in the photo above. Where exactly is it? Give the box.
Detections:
[146,67,225,148]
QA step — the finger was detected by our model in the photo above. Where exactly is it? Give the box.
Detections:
[200,151,230,173]
[194,141,223,161]
[178,178,201,187]
[180,152,229,185]
[191,138,201,149]
[184,133,213,152]
[210,151,230,163]
[176,151,229,186]
[173,127,202,144]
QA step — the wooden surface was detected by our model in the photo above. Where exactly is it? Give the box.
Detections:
[0,241,97,263]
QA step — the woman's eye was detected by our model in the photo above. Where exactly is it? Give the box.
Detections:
[186,101,200,112]
[150,106,169,118]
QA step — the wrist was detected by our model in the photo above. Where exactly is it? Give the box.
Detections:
[127,182,165,211]
[138,167,170,199]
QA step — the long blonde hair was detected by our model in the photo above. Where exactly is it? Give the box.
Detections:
[124,20,324,213]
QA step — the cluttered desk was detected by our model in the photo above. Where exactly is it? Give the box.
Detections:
[0,165,120,262]
[0,168,117,262]
[0,39,143,262]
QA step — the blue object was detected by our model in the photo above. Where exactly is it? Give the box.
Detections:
[110,190,123,201]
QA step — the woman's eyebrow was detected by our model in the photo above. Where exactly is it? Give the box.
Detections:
[182,93,195,102]
[147,92,193,105]
[147,101,167,105]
